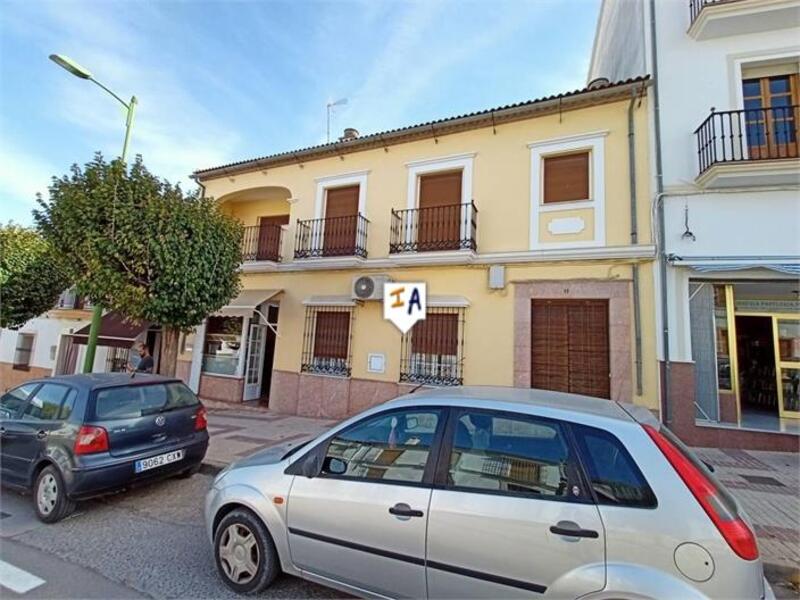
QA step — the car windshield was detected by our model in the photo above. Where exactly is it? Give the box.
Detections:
[94,382,199,420]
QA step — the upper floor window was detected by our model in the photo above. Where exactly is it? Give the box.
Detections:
[13,333,34,371]
[543,151,590,203]
[742,74,798,159]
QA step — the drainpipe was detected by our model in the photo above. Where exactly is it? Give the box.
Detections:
[649,0,671,425]
[190,174,207,199]
[628,88,644,398]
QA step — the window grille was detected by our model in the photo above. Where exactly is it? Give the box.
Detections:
[301,305,355,377]
[400,307,465,385]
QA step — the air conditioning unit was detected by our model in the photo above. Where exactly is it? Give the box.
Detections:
[352,274,392,301]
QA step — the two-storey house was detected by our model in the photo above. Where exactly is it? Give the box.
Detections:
[185,77,658,420]
[590,0,800,450]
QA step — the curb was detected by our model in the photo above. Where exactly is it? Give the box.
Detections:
[199,462,223,476]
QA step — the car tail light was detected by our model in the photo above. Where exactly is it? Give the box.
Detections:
[195,406,208,431]
[643,424,759,561]
[74,425,109,455]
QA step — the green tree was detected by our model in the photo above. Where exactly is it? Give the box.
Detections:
[34,154,243,376]
[0,223,69,329]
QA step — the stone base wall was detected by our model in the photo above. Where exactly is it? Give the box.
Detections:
[0,362,51,392]
[270,370,418,419]
[198,374,244,403]
[664,361,799,452]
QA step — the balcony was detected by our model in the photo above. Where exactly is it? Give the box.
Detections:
[688,0,800,40]
[294,214,369,259]
[695,106,800,187]
[53,289,92,311]
[241,223,283,262]
[389,202,477,254]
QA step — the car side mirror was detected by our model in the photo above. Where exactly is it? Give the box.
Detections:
[285,446,324,478]
[322,456,347,475]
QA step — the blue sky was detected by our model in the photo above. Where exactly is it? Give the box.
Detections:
[0,0,600,226]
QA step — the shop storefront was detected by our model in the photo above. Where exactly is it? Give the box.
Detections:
[690,280,800,434]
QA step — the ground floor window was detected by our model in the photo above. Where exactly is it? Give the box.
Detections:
[302,305,354,377]
[202,316,243,376]
[13,333,34,370]
[400,307,465,386]
[106,347,130,372]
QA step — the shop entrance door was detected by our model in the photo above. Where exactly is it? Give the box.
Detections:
[774,317,800,419]
[244,322,266,401]
[735,316,777,417]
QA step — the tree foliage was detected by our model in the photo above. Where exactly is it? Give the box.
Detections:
[0,223,69,329]
[34,154,243,374]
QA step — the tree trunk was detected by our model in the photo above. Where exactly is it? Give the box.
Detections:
[159,326,180,377]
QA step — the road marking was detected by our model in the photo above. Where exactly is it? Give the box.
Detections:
[0,559,45,594]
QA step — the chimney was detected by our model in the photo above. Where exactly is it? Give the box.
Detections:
[339,127,360,141]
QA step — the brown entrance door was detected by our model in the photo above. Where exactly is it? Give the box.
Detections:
[323,185,359,256]
[257,215,289,261]
[418,171,462,251]
[531,299,610,399]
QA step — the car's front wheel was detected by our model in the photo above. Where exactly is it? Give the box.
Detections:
[34,465,75,523]
[214,508,279,594]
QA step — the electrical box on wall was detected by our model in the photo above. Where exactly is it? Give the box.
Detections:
[367,353,386,374]
[488,265,506,289]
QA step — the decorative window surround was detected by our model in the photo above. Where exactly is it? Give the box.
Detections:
[529,131,607,250]
[314,170,370,218]
[405,152,475,210]
[405,152,476,244]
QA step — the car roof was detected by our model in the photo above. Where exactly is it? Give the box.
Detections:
[385,385,637,423]
[22,373,180,391]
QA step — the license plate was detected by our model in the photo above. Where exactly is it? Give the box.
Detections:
[135,450,184,473]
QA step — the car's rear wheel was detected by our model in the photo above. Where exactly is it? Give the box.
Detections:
[34,465,75,523]
[214,508,279,594]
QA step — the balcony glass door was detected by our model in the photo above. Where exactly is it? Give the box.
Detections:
[742,74,798,160]
[774,317,800,419]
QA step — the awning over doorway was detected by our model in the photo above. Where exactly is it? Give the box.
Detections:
[71,311,150,349]
[215,289,281,318]
[689,264,800,275]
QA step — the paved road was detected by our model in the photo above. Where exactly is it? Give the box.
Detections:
[0,475,338,599]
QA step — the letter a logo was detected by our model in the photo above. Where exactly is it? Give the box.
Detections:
[384,282,427,333]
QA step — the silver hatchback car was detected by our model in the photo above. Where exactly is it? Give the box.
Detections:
[205,387,773,599]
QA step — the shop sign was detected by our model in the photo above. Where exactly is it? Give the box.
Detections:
[735,299,800,313]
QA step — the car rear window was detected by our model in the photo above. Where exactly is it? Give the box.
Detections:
[94,382,199,420]
[573,425,657,508]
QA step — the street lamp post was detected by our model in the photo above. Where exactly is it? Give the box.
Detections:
[49,54,138,373]
[326,98,347,143]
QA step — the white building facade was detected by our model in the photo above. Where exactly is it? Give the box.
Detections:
[590,0,800,450]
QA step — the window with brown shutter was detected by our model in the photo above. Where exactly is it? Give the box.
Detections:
[302,306,354,376]
[417,171,463,250]
[13,333,35,371]
[401,307,465,385]
[543,151,590,204]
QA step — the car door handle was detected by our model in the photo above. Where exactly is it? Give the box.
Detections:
[549,521,599,539]
[389,503,424,518]
[36,430,48,440]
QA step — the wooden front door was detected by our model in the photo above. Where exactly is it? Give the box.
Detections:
[742,74,798,160]
[257,215,289,261]
[418,171,462,251]
[323,185,359,256]
[531,299,610,399]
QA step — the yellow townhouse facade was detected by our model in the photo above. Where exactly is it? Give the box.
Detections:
[181,76,659,420]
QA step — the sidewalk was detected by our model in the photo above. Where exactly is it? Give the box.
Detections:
[201,406,799,577]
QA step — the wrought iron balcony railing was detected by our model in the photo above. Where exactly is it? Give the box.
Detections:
[695,105,799,174]
[294,213,369,259]
[242,223,284,262]
[689,0,740,24]
[389,201,477,253]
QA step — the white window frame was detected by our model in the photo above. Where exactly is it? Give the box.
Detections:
[404,152,476,246]
[314,170,369,219]
[528,131,607,250]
